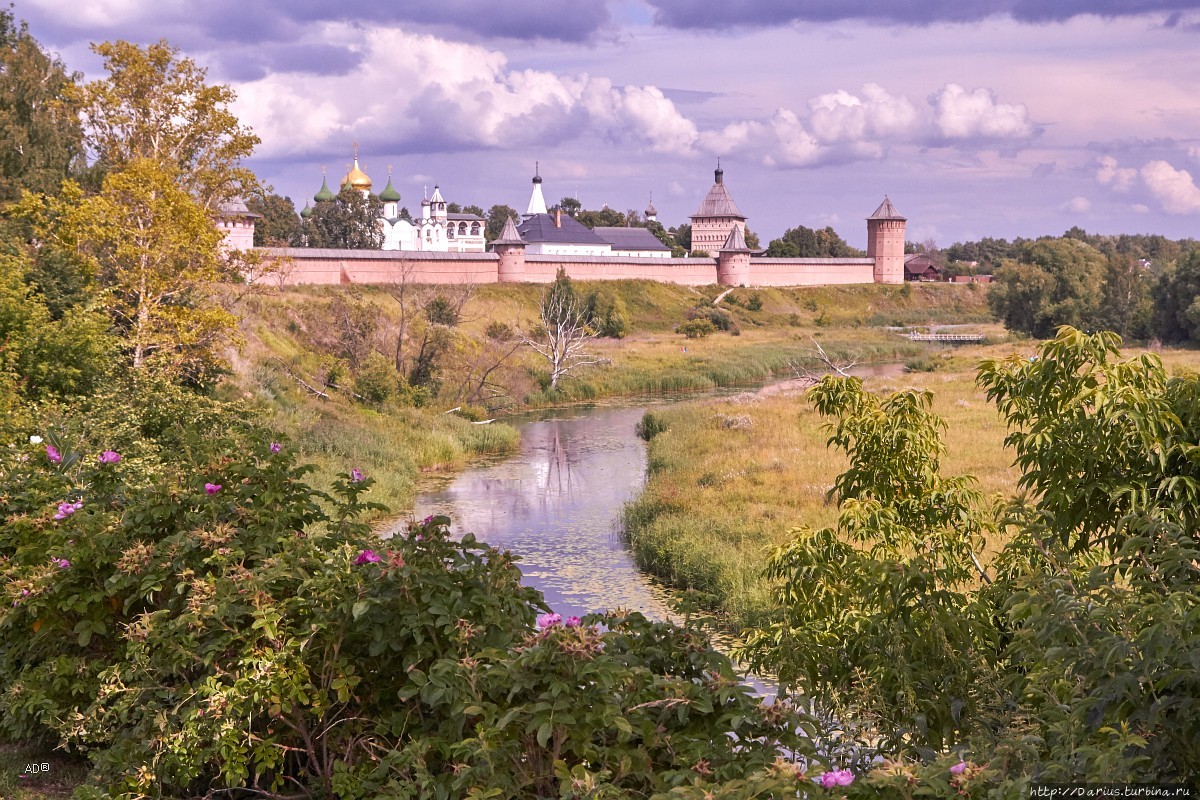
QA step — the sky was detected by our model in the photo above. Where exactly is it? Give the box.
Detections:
[13,0,1200,248]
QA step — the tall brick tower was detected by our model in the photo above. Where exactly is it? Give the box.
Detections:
[866,196,906,285]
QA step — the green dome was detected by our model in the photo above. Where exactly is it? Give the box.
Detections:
[379,176,401,203]
[314,176,335,203]
[300,201,313,219]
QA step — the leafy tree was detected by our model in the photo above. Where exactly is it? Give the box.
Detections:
[765,225,863,257]
[744,226,761,249]
[988,237,1106,338]
[461,203,485,218]
[247,192,302,247]
[1152,247,1200,343]
[303,186,383,249]
[485,203,519,241]
[583,286,629,338]
[1098,253,1153,339]
[0,8,84,202]
[674,223,692,252]
[61,159,235,378]
[72,39,259,210]
[557,195,581,217]
[739,376,994,753]
[575,206,626,228]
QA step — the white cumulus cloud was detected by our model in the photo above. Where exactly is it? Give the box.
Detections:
[233,24,698,159]
[1061,196,1091,213]
[1140,160,1200,214]
[1096,155,1137,192]
[931,83,1035,141]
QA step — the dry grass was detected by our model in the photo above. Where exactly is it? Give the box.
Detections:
[624,338,1200,629]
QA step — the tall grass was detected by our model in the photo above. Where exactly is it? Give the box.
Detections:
[622,345,1035,630]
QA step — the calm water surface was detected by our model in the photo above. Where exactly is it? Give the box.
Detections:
[406,404,677,621]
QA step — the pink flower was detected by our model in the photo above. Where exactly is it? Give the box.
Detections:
[53,501,83,520]
[536,613,562,628]
[98,450,121,464]
[350,468,365,482]
[269,442,282,453]
[950,761,968,776]
[205,483,222,495]
[46,445,62,464]
[52,557,71,569]
[565,616,582,627]
[819,769,854,788]
[355,550,381,565]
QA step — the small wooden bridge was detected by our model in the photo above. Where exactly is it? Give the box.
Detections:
[906,332,986,343]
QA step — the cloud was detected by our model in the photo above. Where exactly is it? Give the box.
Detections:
[645,0,1200,29]
[1140,160,1200,214]
[18,0,611,49]
[233,25,698,160]
[1096,155,1137,191]
[930,84,1036,142]
[1189,145,1200,163]
[1061,196,1092,213]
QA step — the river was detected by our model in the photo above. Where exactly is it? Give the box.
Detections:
[398,363,907,625]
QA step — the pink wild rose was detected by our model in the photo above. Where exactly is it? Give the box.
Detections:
[565,616,582,627]
[536,613,562,628]
[46,445,62,464]
[53,501,83,520]
[355,550,381,565]
[819,769,855,788]
[98,450,121,464]
[205,483,222,495]
[950,761,969,776]
[52,557,71,569]
[350,468,365,482]
[270,442,282,453]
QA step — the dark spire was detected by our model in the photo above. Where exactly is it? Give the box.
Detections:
[532,161,542,185]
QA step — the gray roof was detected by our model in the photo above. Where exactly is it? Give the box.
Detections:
[868,196,906,220]
[490,216,525,246]
[691,168,745,220]
[447,212,485,221]
[592,226,670,252]
[720,225,749,251]
[526,255,716,265]
[220,197,262,218]
[517,213,607,245]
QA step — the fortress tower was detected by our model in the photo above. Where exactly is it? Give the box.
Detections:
[866,196,906,284]
[690,163,746,255]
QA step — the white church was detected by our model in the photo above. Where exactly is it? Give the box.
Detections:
[300,154,486,253]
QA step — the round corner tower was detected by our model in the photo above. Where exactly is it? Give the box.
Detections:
[866,196,906,285]
[490,215,526,283]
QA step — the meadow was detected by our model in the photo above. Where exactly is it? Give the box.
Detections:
[623,335,1200,629]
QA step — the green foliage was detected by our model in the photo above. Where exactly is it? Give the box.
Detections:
[247,192,303,247]
[424,293,461,326]
[738,377,994,753]
[352,351,399,405]
[1152,247,1200,343]
[635,411,668,441]
[484,320,514,341]
[583,287,629,338]
[745,293,763,311]
[676,319,716,339]
[484,204,518,242]
[0,8,85,202]
[303,186,384,249]
[987,237,1108,338]
[73,39,259,210]
[686,306,735,332]
[766,225,864,258]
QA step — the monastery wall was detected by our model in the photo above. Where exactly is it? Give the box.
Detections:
[523,255,717,286]
[259,248,881,289]
[748,258,876,287]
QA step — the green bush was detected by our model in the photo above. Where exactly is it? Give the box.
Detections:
[746,293,764,311]
[352,351,399,404]
[484,320,514,341]
[584,287,630,338]
[635,411,669,441]
[676,319,716,339]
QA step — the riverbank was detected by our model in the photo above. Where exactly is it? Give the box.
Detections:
[232,281,994,514]
[623,342,1033,629]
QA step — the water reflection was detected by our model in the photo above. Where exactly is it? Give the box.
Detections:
[403,406,679,621]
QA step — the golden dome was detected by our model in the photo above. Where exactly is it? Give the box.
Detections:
[342,157,372,191]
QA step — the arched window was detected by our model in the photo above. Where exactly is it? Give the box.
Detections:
[447,225,455,238]
[470,222,481,236]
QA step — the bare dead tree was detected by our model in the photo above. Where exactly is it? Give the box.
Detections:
[519,276,601,390]
[789,337,858,383]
